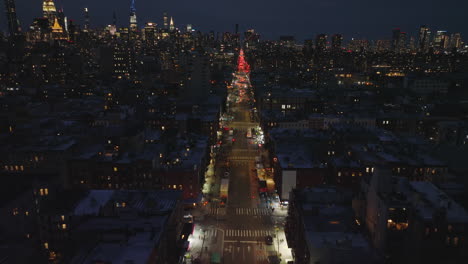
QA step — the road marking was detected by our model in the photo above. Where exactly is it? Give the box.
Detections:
[224,240,259,243]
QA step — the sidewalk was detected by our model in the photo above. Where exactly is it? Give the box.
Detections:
[187,226,224,264]
[275,228,294,264]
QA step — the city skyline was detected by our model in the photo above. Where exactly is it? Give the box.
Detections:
[2,0,468,40]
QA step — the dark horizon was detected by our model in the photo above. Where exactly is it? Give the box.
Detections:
[3,0,468,41]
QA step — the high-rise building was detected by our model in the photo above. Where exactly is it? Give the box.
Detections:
[418,25,431,52]
[450,33,462,50]
[143,22,156,49]
[331,34,343,51]
[392,28,407,53]
[4,0,21,37]
[51,17,67,40]
[42,0,57,27]
[434,30,449,50]
[83,8,90,32]
[57,8,66,32]
[129,0,137,33]
[169,17,175,31]
[392,28,401,52]
[163,12,168,29]
[315,34,327,51]
[399,31,407,51]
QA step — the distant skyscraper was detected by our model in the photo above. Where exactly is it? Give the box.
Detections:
[129,0,137,32]
[83,7,90,32]
[450,33,462,50]
[331,34,343,51]
[409,36,416,51]
[399,31,407,51]
[57,8,66,32]
[315,34,327,51]
[4,0,21,37]
[418,25,431,52]
[392,28,407,52]
[392,28,401,52]
[163,12,168,29]
[42,0,57,27]
[143,22,156,39]
[169,17,175,31]
[434,30,449,50]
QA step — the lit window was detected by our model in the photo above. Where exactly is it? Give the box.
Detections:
[281,105,285,109]
[61,224,67,230]
[113,167,118,172]
[337,172,342,177]
[44,188,48,195]
[61,215,65,221]
[44,242,49,249]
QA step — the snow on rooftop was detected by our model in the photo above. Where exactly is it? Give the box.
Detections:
[306,231,369,249]
[74,190,114,216]
[410,181,468,223]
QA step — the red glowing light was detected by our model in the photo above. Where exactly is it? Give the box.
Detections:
[237,49,250,73]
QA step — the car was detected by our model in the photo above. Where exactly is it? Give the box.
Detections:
[265,235,273,245]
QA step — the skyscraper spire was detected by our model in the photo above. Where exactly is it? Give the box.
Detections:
[169,16,174,31]
[129,0,137,32]
[83,7,90,32]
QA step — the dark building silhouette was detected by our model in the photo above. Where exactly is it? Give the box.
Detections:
[4,0,21,37]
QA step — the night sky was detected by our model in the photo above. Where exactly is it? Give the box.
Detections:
[4,0,468,41]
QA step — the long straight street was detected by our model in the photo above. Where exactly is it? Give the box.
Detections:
[186,50,292,264]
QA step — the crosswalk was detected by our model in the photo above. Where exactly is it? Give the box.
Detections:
[208,207,226,215]
[235,207,271,216]
[225,229,274,238]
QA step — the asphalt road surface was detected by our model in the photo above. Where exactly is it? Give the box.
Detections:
[220,73,278,264]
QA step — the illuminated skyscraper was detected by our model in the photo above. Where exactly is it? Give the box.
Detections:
[4,0,21,37]
[434,30,449,50]
[163,12,168,29]
[169,17,175,31]
[42,0,57,27]
[129,0,137,32]
[450,33,462,50]
[83,7,90,32]
[418,25,431,52]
